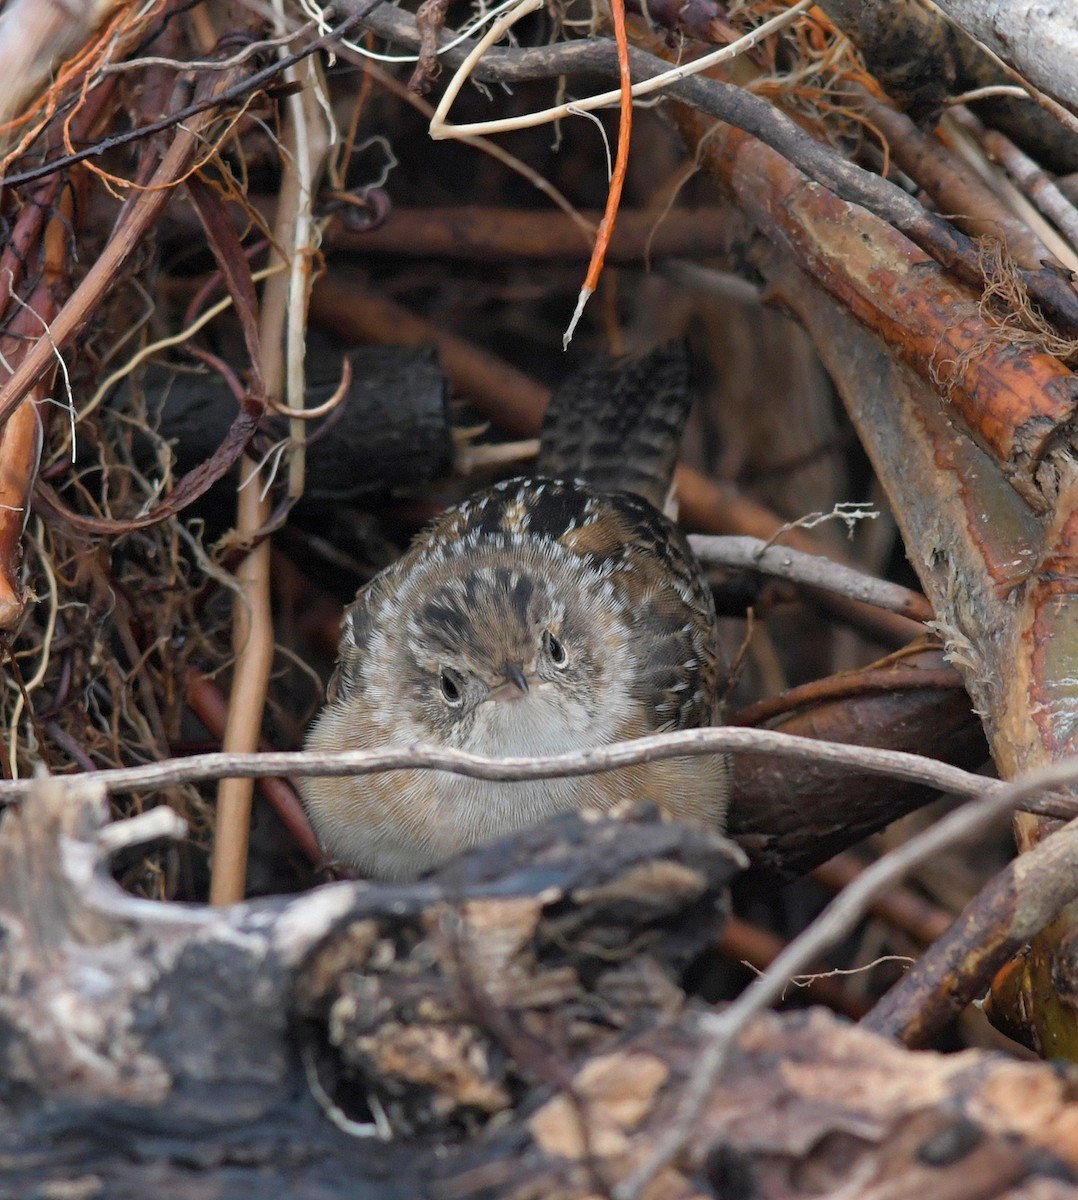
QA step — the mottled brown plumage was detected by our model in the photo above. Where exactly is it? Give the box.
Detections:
[303,345,730,880]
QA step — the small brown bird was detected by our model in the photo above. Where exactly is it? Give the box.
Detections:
[302,344,730,880]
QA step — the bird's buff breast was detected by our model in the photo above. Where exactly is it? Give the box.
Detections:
[304,682,646,881]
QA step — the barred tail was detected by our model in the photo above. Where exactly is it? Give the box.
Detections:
[536,342,694,510]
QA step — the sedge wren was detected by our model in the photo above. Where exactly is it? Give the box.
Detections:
[302,344,730,880]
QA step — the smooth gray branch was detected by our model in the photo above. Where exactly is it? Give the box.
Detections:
[690,534,931,620]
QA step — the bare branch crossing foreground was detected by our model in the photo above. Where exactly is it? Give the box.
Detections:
[0,726,998,800]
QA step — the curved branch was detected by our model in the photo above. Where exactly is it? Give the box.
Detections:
[0,726,996,800]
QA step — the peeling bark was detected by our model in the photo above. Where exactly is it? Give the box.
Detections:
[6,782,1078,1197]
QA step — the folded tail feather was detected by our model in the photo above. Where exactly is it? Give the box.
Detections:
[536,341,694,511]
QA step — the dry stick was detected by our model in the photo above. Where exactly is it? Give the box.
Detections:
[689,535,932,622]
[0,726,1000,798]
[862,817,1078,1045]
[0,384,42,628]
[614,755,1078,1200]
[949,105,1078,253]
[208,456,273,906]
[209,73,298,908]
[319,205,731,261]
[210,168,290,898]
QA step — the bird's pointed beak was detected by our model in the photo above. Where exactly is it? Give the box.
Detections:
[488,661,530,702]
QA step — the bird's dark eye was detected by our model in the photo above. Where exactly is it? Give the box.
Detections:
[543,630,568,668]
[438,667,464,705]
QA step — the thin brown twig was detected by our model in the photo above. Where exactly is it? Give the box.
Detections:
[207,453,273,906]
[100,21,313,74]
[305,205,732,262]
[718,916,871,1020]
